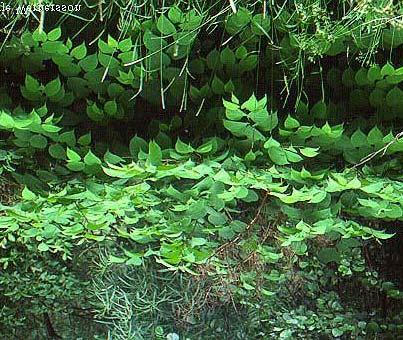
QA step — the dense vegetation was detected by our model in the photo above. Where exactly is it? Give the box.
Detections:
[0,0,402,338]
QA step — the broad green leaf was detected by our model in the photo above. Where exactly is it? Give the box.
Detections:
[129,135,148,157]
[71,42,87,59]
[367,126,383,146]
[268,146,289,165]
[109,255,126,264]
[300,147,320,157]
[25,75,40,93]
[67,161,85,171]
[45,77,61,97]
[59,131,76,147]
[38,242,50,252]
[264,137,280,149]
[241,94,258,111]
[98,39,115,54]
[284,115,300,129]
[168,6,183,23]
[351,129,367,147]
[104,150,124,164]
[0,112,15,128]
[190,237,207,247]
[66,147,81,162]
[175,138,194,154]
[211,76,224,94]
[220,47,235,65]
[157,15,177,35]
[49,143,66,159]
[47,27,61,41]
[22,187,37,200]
[84,150,102,166]
[235,46,248,59]
[381,62,394,76]
[118,38,133,52]
[78,133,91,146]
[104,100,118,116]
[148,140,162,165]
[32,29,47,42]
[30,135,48,149]
[79,54,98,72]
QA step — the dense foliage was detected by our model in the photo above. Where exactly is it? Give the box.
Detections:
[0,0,402,339]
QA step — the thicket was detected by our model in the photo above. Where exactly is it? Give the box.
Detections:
[0,0,402,339]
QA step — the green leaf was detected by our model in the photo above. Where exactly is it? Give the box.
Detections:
[386,86,403,107]
[66,147,81,162]
[78,133,91,146]
[45,77,61,97]
[66,161,85,172]
[268,146,289,165]
[126,254,142,266]
[241,94,258,111]
[239,54,258,72]
[250,109,278,131]
[211,76,225,94]
[129,135,148,158]
[244,150,256,161]
[331,328,344,337]
[104,100,118,116]
[224,80,235,93]
[25,74,40,93]
[284,115,300,129]
[71,42,87,60]
[107,35,118,48]
[32,29,47,42]
[196,140,214,154]
[79,54,98,72]
[208,211,227,225]
[0,112,15,129]
[311,101,327,119]
[300,147,320,157]
[168,6,183,23]
[367,65,382,82]
[190,237,207,247]
[157,15,177,35]
[38,242,49,252]
[381,62,394,77]
[118,38,133,52]
[175,138,194,154]
[86,102,104,122]
[206,49,221,70]
[251,14,271,36]
[367,126,383,146]
[351,129,367,147]
[22,187,37,200]
[187,200,207,219]
[47,27,61,41]
[148,140,162,165]
[98,39,115,54]
[355,68,369,86]
[264,137,280,149]
[143,30,166,51]
[285,150,303,163]
[220,47,235,65]
[84,150,102,166]
[30,135,48,149]
[104,150,124,164]
[59,131,76,147]
[109,255,126,264]
[318,247,341,264]
[223,120,248,136]
[235,46,248,59]
[49,144,66,159]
